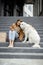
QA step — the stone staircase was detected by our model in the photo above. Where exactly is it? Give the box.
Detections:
[0,17,43,59]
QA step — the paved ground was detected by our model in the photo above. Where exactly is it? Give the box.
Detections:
[0,59,43,65]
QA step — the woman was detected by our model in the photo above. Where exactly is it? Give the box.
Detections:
[15,19,24,40]
[8,19,24,47]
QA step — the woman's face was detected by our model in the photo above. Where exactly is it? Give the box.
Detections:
[17,21,21,26]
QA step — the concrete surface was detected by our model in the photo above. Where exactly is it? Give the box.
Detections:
[0,59,43,65]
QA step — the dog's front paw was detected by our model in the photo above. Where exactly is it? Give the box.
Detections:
[22,41,25,43]
[26,41,29,43]
[32,44,40,48]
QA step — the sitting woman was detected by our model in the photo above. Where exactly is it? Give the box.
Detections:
[8,19,24,47]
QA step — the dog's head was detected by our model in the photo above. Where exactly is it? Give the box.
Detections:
[20,22,27,29]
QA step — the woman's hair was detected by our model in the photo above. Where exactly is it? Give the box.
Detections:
[10,25,15,30]
[16,19,22,26]
[17,19,22,22]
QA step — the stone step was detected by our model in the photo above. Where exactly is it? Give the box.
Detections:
[0,59,43,65]
[0,30,43,34]
[0,53,43,59]
[1,37,43,42]
[0,25,43,28]
[0,26,43,29]
[41,38,43,41]
[0,23,42,25]
[0,47,43,53]
[0,42,43,47]
[0,30,42,35]
[0,20,43,23]
[0,23,43,25]
[0,19,43,23]
[0,25,43,30]
[0,16,43,22]
[0,28,43,32]
[40,35,43,38]
[0,26,43,30]
[0,22,42,24]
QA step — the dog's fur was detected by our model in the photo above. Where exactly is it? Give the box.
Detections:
[20,22,40,48]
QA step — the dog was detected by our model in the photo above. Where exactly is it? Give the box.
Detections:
[20,22,40,48]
